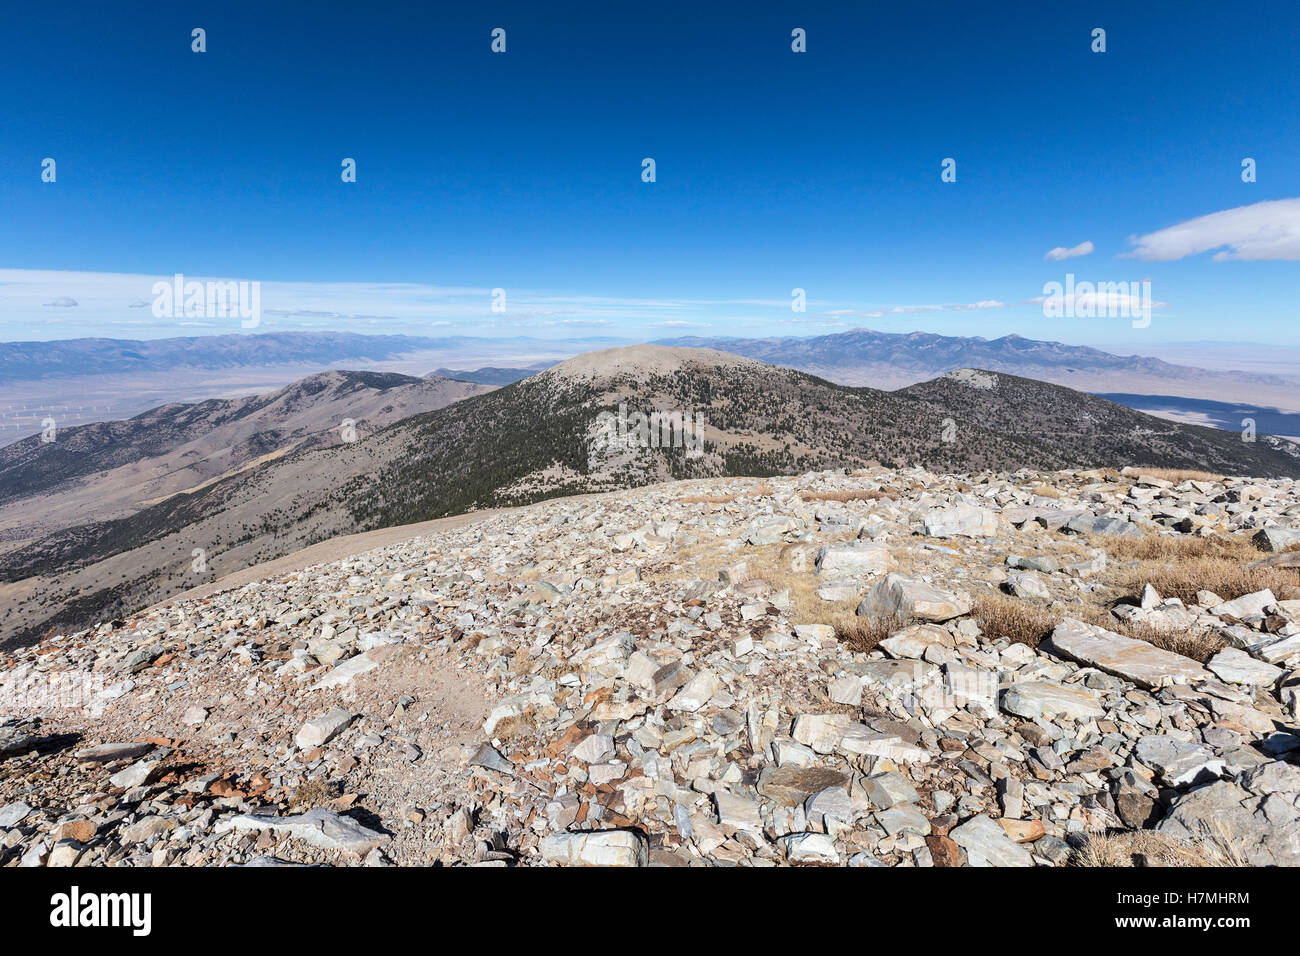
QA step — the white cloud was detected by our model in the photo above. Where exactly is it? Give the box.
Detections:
[827,299,1007,319]
[43,296,79,307]
[950,300,1007,311]
[1044,240,1094,261]
[1127,198,1300,261]
[1030,289,1167,313]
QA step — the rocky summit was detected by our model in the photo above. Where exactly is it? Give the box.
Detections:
[2,464,1299,867]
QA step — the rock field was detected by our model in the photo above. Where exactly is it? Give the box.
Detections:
[2,465,1299,867]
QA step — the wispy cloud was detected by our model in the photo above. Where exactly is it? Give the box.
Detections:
[826,299,1009,320]
[1127,198,1300,261]
[1044,240,1094,261]
[1030,289,1167,313]
[0,267,1168,343]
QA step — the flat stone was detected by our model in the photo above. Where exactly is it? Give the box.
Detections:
[467,743,515,775]
[1257,634,1300,665]
[1001,681,1105,722]
[295,708,355,750]
[815,578,861,602]
[1043,618,1209,688]
[1206,647,1283,687]
[1211,589,1276,620]
[0,801,33,828]
[1005,570,1051,600]
[950,813,1034,866]
[74,741,154,764]
[793,623,835,643]
[745,515,802,545]
[815,541,896,575]
[47,841,85,867]
[922,504,999,538]
[998,818,1046,843]
[1134,735,1226,787]
[625,652,691,698]
[54,819,97,843]
[1036,509,1087,532]
[827,675,863,706]
[805,786,853,827]
[877,802,930,836]
[310,645,393,690]
[714,789,763,832]
[1241,760,1300,795]
[863,771,920,809]
[1008,553,1060,574]
[792,713,857,754]
[856,573,970,624]
[571,734,615,763]
[879,624,952,661]
[779,832,840,864]
[793,713,930,763]
[1065,514,1142,538]
[109,758,163,790]
[757,765,849,807]
[666,669,721,712]
[120,815,176,844]
[218,808,389,858]
[539,829,647,867]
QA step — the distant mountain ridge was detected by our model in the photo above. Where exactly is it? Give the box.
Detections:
[0,332,618,384]
[652,329,1300,389]
[431,362,554,386]
[8,328,1294,389]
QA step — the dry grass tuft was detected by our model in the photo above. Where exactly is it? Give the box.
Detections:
[1119,556,1299,607]
[971,591,1225,662]
[1082,612,1226,663]
[490,712,538,742]
[798,488,900,503]
[1072,824,1248,867]
[835,615,898,655]
[970,592,1058,648]
[1126,467,1226,484]
[741,546,855,628]
[1098,532,1258,563]
[1092,529,1300,609]
[289,777,339,810]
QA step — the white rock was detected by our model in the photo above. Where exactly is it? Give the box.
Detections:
[1206,647,1283,687]
[540,830,647,867]
[295,708,355,750]
[779,832,840,864]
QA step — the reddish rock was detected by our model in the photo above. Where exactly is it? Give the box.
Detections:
[926,834,961,867]
[998,818,1046,843]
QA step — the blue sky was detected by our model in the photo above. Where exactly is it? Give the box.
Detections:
[1,0,1297,346]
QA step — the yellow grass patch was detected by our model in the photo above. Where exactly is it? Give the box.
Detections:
[1072,825,1248,867]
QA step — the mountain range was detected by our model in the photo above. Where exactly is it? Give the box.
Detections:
[7,329,1297,450]
[653,329,1300,391]
[2,344,1299,651]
